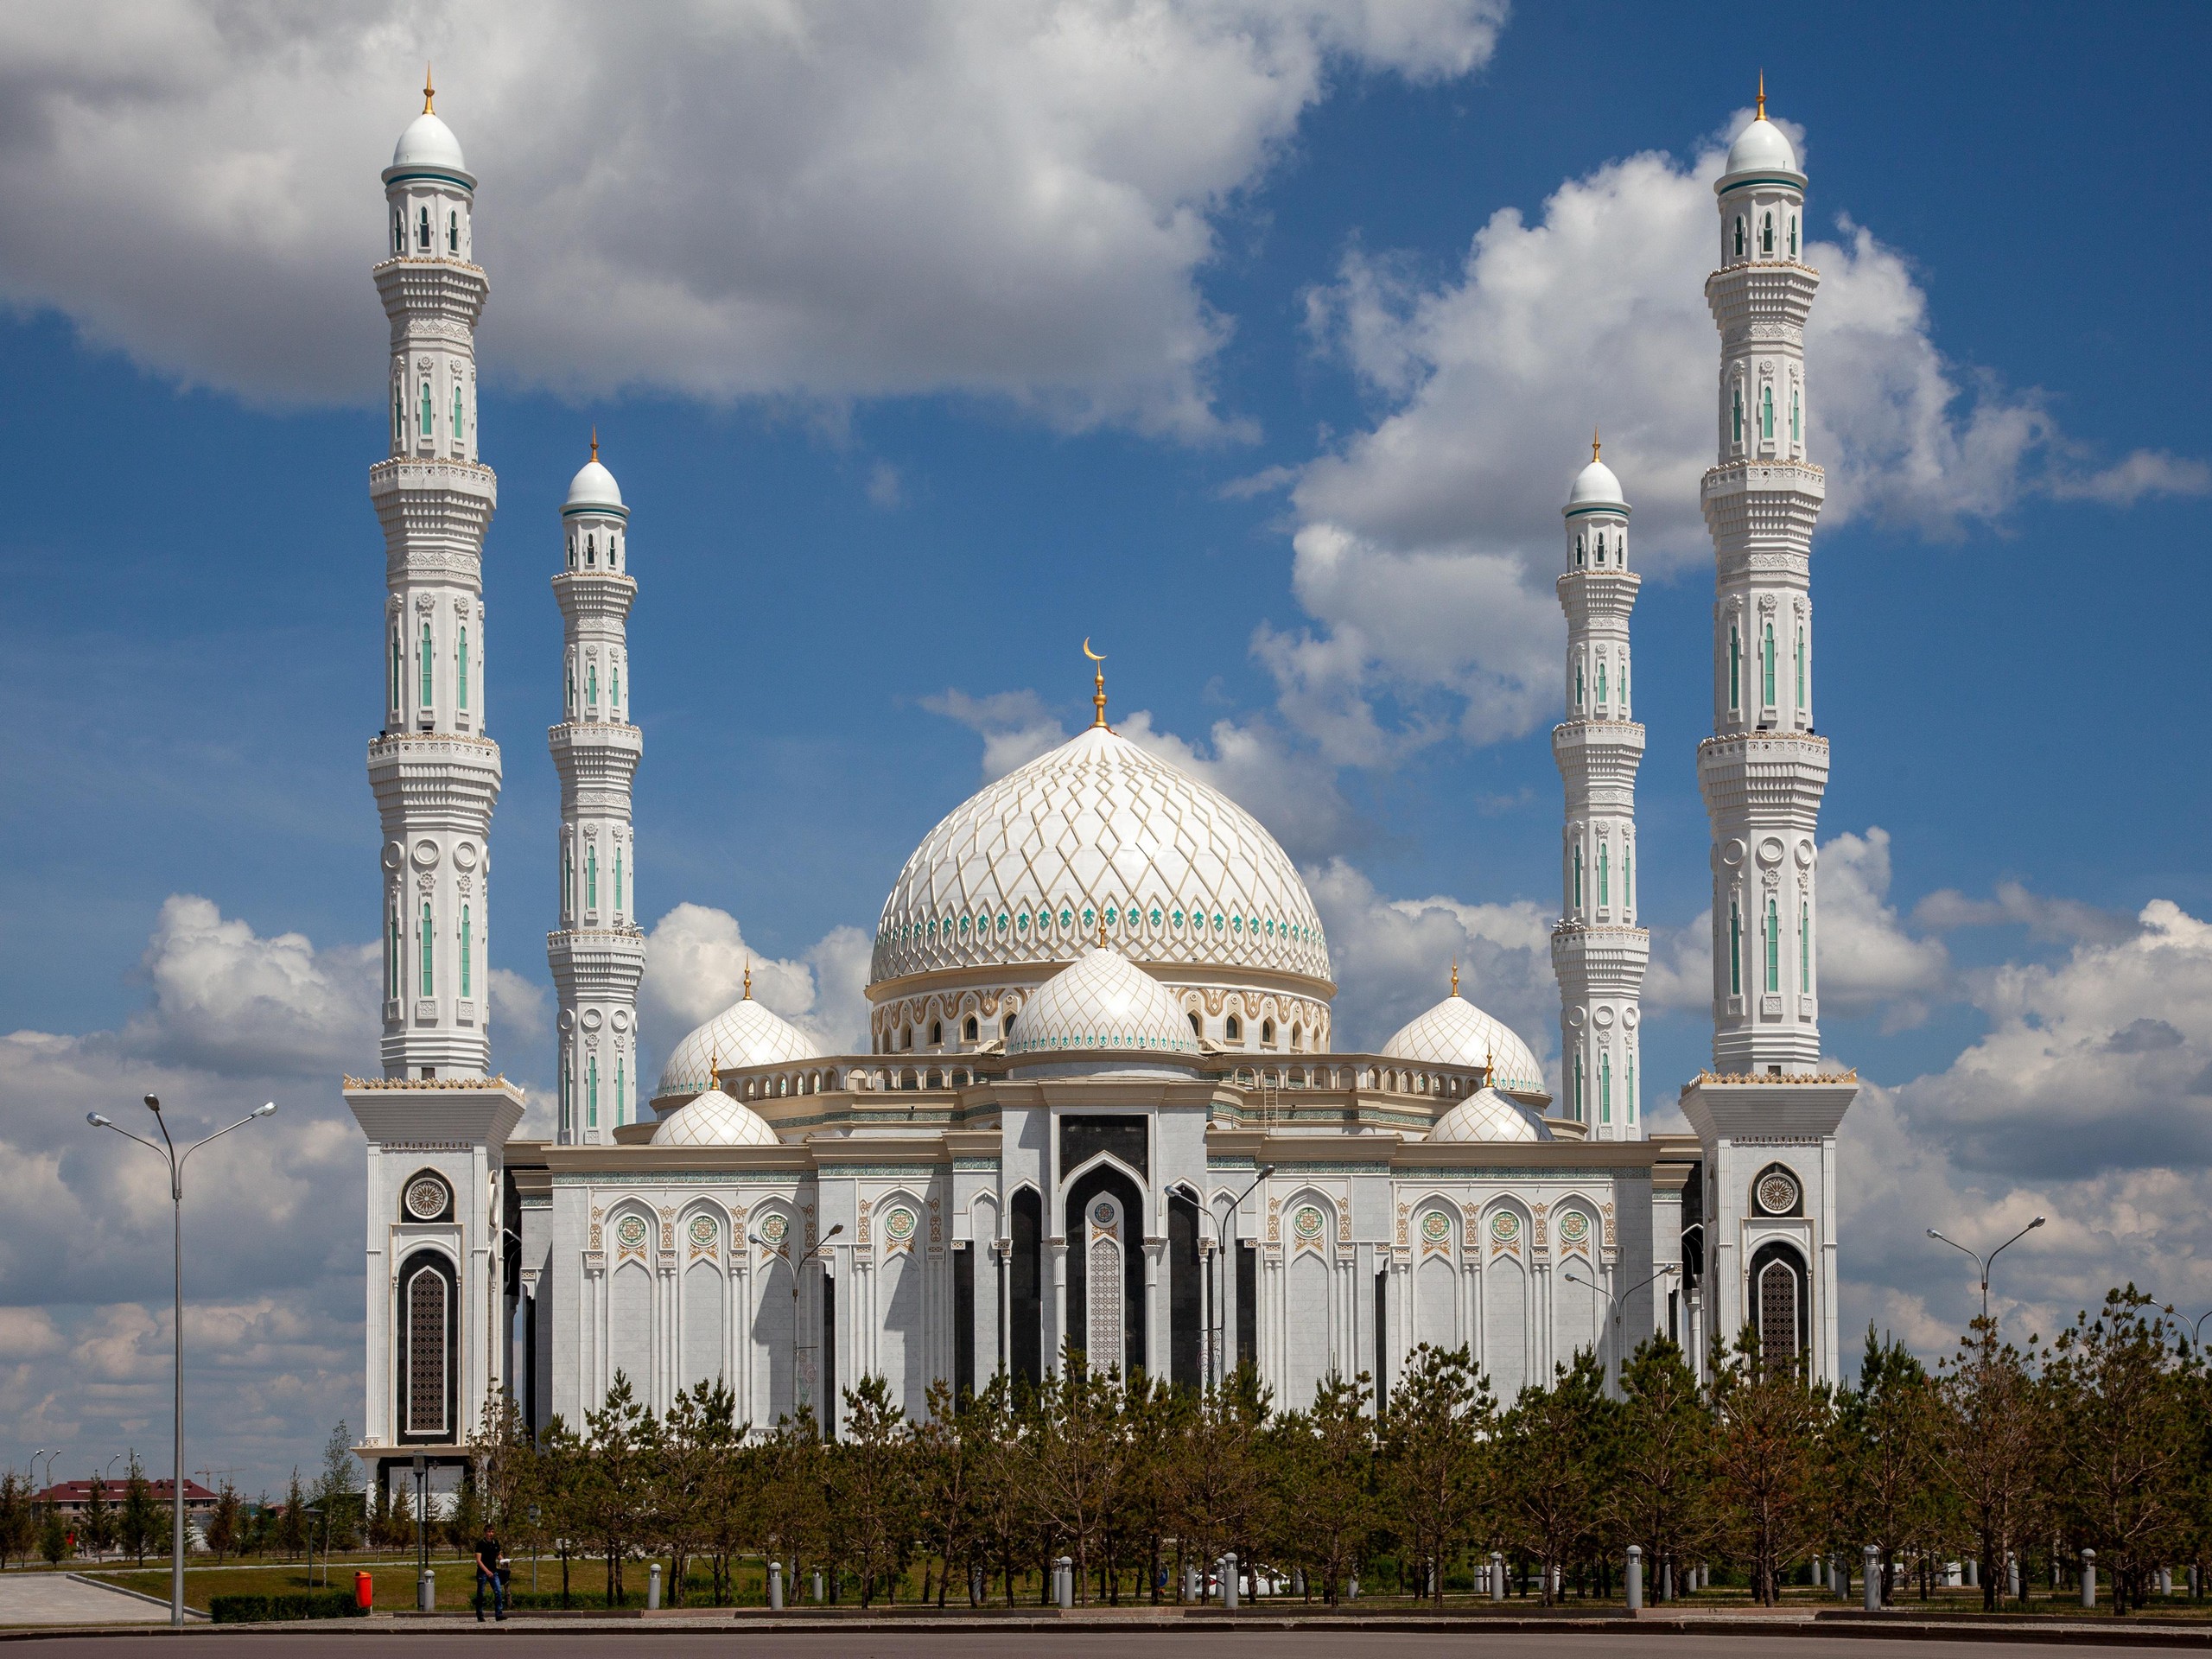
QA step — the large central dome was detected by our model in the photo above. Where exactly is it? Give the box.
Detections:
[871,725,1332,992]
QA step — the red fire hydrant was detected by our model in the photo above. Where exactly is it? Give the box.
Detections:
[355,1571,374,1611]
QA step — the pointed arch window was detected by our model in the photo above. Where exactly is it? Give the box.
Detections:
[1795,626,1806,709]
[418,380,433,437]
[387,900,402,1000]
[1734,216,1745,257]
[416,206,430,251]
[615,1058,625,1128]
[588,1055,599,1129]
[1575,658,1585,709]
[1575,534,1586,568]
[559,1063,571,1140]
[566,664,576,717]
[1765,895,1781,993]
[1732,385,1744,445]
[1599,842,1610,907]
[452,384,464,446]
[1728,899,1743,996]
[1761,384,1775,441]
[610,658,620,711]
[1789,215,1799,257]
[389,630,403,711]
[1573,844,1584,910]
[587,845,598,912]
[1573,1050,1586,1119]
[447,210,459,253]
[587,662,599,709]
[1620,657,1630,709]
[1596,533,1605,564]
[1790,386,1801,445]
[392,385,404,444]
[393,213,406,255]
[1763,620,1777,706]
[613,848,624,917]
[460,904,472,998]
[1728,624,1742,712]
[1627,1054,1636,1122]
[1624,844,1634,918]
[1597,658,1607,705]
[1800,899,1812,993]
[419,901,435,997]
[1600,1050,1612,1123]
[419,623,433,709]
[562,841,573,919]
[456,626,469,712]
[1762,213,1774,254]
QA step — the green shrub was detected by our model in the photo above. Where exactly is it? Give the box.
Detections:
[209,1591,364,1623]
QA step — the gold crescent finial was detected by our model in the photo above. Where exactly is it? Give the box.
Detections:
[742,957,752,1000]
[1756,70,1765,122]
[589,426,598,462]
[1592,427,1601,464]
[1084,638,1109,730]
[708,1049,719,1089]
[423,63,435,116]
[1451,958,1459,997]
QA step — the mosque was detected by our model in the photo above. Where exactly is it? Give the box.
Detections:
[344,79,1855,1487]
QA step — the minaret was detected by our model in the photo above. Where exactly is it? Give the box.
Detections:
[1678,83,1854,1390]
[546,439,645,1145]
[347,78,524,1468]
[368,69,498,1079]
[1550,436,1649,1141]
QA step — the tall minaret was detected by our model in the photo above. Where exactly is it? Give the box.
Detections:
[1679,84,1854,1389]
[348,79,524,1469]
[368,72,499,1080]
[546,442,645,1145]
[1551,438,1649,1141]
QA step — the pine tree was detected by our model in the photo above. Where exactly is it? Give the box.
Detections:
[1711,1324,1829,1606]
[1611,1335,1713,1599]
[278,1468,310,1560]
[120,1455,158,1567]
[1380,1344,1491,1604]
[206,1480,243,1564]
[81,1474,116,1561]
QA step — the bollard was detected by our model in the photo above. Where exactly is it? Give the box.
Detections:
[1863,1546,1880,1611]
[2158,1567,2171,1599]
[769,1560,784,1611]
[1491,1550,1506,1604]
[1057,1555,1073,1611]
[1661,1561,1673,1602]
[1812,1554,1825,1590]
[813,1569,824,1603]
[648,1562,662,1611]
[1966,1558,1978,1589]
[2007,1553,2019,1602]
[2082,1549,2096,1610]
[1222,1553,1239,1611]
[1626,1544,1643,1612]
[419,1568,435,1612]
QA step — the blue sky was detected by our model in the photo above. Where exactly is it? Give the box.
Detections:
[4,1,2210,1485]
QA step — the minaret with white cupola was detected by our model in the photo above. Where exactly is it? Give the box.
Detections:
[546,440,645,1144]
[1678,82,1855,1391]
[368,69,498,1079]
[1551,438,1649,1141]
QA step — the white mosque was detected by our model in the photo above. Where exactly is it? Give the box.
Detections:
[344,80,1855,1486]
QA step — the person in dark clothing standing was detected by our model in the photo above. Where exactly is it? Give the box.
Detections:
[474,1524,506,1622]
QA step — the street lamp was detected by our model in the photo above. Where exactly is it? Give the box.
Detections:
[1561,1263,1680,1382]
[1174,1166,1273,1389]
[747,1223,842,1425]
[1926,1216,2045,1326]
[86,1094,276,1628]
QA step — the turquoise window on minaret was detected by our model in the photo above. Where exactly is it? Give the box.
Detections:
[1620,658,1629,709]
[587,846,597,911]
[1732,386,1743,444]
[457,626,469,712]
[611,660,620,711]
[387,902,401,1000]
[614,849,623,917]
[615,1058,625,1128]
[1627,1055,1636,1122]
[1597,660,1607,705]
[1763,621,1777,706]
[1624,845,1633,917]
[1573,845,1583,909]
[452,385,464,445]
[1598,843,1609,908]
[389,631,401,711]
[1575,659,1584,709]
[460,905,472,998]
[1573,1050,1585,1118]
[1790,387,1801,444]
[588,663,598,709]
[1761,385,1775,441]
[419,623,433,709]
[1765,896,1781,993]
[392,386,404,444]
[1599,1051,1611,1124]
[419,380,432,437]
[419,902,434,997]
[588,1057,598,1129]
[1729,900,1743,995]
[566,665,576,718]
[1728,625,1741,711]
[1796,626,1806,709]
[416,206,429,250]
[1800,899,1811,993]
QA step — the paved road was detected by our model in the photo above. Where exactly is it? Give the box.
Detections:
[0,1631,2188,1656]
[0,1574,169,1626]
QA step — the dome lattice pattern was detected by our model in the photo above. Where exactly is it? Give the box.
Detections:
[655,996,821,1102]
[1428,1087,1550,1144]
[649,1087,780,1148]
[1007,947,1202,1059]
[872,727,1330,987]
[1382,994,1546,1095]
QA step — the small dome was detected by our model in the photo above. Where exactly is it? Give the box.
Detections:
[565,459,624,512]
[1566,457,1626,512]
[649,1087,780,1148]
[1007,945,1201,1061]
[1382,993,1546,1096]
[391,111,467,174]
[1428,1086,1550,1144]
[655,994,821,1105]
[1725,116,1799,178]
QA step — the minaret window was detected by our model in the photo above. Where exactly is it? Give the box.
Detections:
[391,386,404,444]
[1595,533,1605,565]
[1573,1051,1585,1118]
[562,842,573,919]
[1624,845,1634,918]
[1765,896,1781,993]
[587,846,597,911]
[1762,213,1774,254]
[1597,659,1607,705]
[419,902,435,997]
[611,659,620,711]
[1796,626,1806,709]
[419,623,434,709]
[1598,843,1609,908]
[447,211,459,253]
[1575,534,1585,568]
[614,849,624,917]
[1728,624,1741,712]
[1728,900,1743,996]
[587,663,599,709]
[452,385,465,446]
[1225,1014,1242,1042]
[1627,1055,1636,1122]
[586,535,595,568]
[1800,899,1811,993]
[392,213,405,254]
[1599,1051,1611,1124]
[1790,387,1801,445]
[559,1065,571,1140]
[615,1059,625,1128]
[457,626,469,712]
[460,904,472,998]
[588,1056,598,1130]
[387,901,402,1000]
[416,206,430,251]
[419,380,433,437]
[1734,216,1745,257]
[566,664,576,717]
[1575,659,1585,710]
[1620,658,1629,709]
[1573,845,1583,909]
[1789,215,1798,257]
[1732,385,1744,445]
[1760,385,1775,442]
[1763,621,1777,707]
[389,630,402,711]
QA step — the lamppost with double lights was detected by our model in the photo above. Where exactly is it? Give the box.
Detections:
[86,1094,276,1628]
[1173,1166,1273,1389]
[748,1222,843,1426]
[1562,1262,1680,1383]
[1926,1216,2045,1327]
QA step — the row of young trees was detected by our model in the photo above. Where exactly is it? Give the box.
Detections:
[460,1286,2212,1615]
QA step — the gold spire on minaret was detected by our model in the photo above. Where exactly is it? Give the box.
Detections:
[1084,638,1109,730]
[589,426,599,462]
[1592,428,1601,463]
[1756,70,1765,122]
[423,63,435,115]
[1451,958,1459,997]
[742,958,752,1000]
